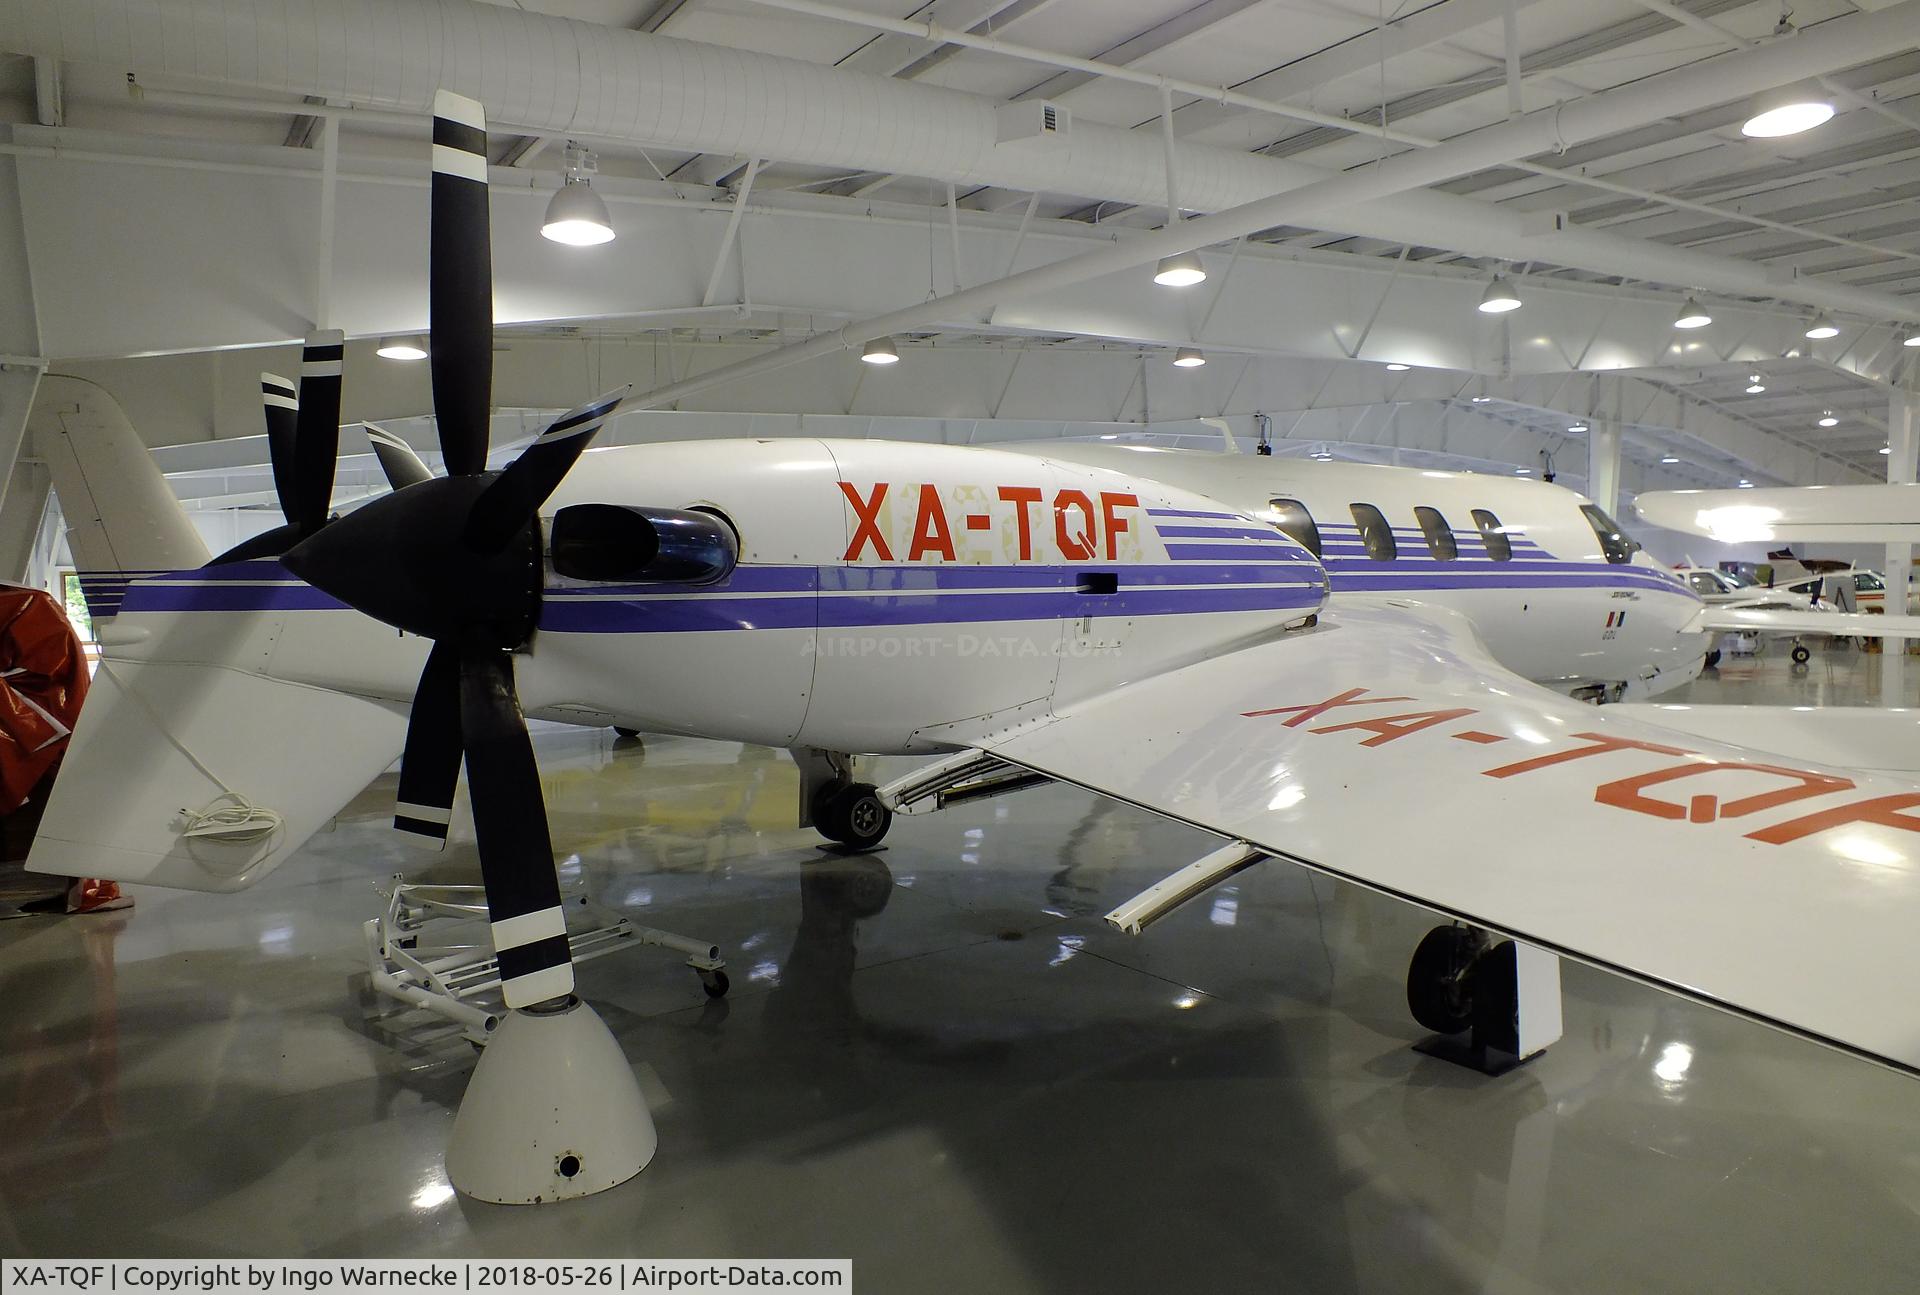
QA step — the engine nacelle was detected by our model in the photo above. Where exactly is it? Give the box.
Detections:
[548,504,738,585]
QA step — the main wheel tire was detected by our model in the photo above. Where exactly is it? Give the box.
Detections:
[1407,925,1477,1035]
[1470,940,1520,1054]
[835,783,891,850]
[1791,644,1811,665]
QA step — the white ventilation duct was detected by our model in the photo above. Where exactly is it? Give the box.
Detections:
[3,0,1918,321]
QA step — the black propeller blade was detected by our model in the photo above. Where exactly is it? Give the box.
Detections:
[208,332,348,564]
[290,329,345,530]
[364,422,435,491]
[428,88,493,478]
[465,389,628,552]
[394,640,463,840]
[260,373,298,519]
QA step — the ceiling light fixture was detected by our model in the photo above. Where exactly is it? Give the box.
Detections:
[376,335,428,360]
[1741,80,1835,138]
[1471,395,1492,403]
[1738,479,1754,488]
[1385,362,1411,371]
[1818,410,1839,427]
[1881,445,1893,455]
[1804,314,1840,340]
[1153,252,1207,287]
[542,142,615,245]
[1568,423,1589,433]
[1746,373,1766,393]
[1172,346,1207,368]
[1673,297,1712,329]
[1904,331,1920,348]
[1661,454,1680,464]
[1478,274,1522,314]
[861,337,900,365]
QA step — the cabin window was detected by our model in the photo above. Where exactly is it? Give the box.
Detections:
[1470,509,1512,562]
[1413,506,1458,560]
[1349,503,1396,560]
[1686,571,1724,596]
[1579,503,1639,565]
[1268,498,1321,557]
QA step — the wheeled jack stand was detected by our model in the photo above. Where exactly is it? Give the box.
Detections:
[363,879,729,1046]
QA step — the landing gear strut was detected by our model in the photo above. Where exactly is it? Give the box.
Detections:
[1406,923,1562,1073]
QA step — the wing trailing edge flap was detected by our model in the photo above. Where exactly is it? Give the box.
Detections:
[978,599,1920,1074]
[1701,607,1920,639]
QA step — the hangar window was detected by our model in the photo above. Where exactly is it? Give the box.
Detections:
[1470,509,1512,562]
[1349,503,1396,561]
[1268,498,1321,557]
[1579,503,1639,565]
[1414,506,1458,560]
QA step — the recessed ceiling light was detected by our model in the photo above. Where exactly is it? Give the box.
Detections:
[1385,362,1411,371]
[1818,410,1838,427]
[1746,384,1767,394]
[1153,252,1206,287]
[861,337,900,365]
[1673,296,1712,329]
[1172,346,1207,367]
[1471,395,1491,403]
[1742,81,1835,138]
[1478,274,1522,314]
[1805,314,1840,340]
[376,335,428,360]
[1661,454,1680,464]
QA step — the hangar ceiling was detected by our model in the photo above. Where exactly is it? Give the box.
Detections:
[0,0,1917,511]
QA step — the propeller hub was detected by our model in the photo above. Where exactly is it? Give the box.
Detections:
[282,476,541,650]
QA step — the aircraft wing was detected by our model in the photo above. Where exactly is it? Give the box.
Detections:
[969,598,1920,1073]
[1700,606,1920,639]
[1636,483,1920,543]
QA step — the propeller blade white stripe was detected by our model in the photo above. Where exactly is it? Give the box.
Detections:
[502,963,574,1009]
[432,89,486,130]
[395,800,452,825]
[262,392,299,410]
[492,905,567,952]
[431,144,488,183]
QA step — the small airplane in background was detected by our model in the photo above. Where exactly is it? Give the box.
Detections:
[25,92,1920,1204]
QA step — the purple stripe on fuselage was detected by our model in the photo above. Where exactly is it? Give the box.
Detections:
[1147,508,1243,520]
[1153,525,1289,542]
[1164,543,1317,563]
[121,584,349,612]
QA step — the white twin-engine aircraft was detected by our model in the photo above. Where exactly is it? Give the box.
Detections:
[29,92,1920,1084]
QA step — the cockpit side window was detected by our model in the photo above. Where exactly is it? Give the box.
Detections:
[1413,506,1458,560]
[1470,509,1512,562]
[1349,503,1396,561]
[1686,572,1722,596]
[1268,498,1321,557]
[1579,503,1639,565]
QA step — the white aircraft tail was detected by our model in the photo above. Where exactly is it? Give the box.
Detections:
[28,652,408,892]
[31,375,209,619]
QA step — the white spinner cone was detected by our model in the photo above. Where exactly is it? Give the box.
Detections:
[445,997,656,1204]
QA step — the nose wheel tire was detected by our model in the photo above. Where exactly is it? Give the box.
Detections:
[1791,644,1811,665]
[813,782,892,851]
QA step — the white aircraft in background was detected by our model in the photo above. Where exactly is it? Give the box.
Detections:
[26,94,1920,1120]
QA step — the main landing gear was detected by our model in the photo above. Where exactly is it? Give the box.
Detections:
[1406,923,1563,1073]
[1791,642,1812,666]
[792,749,892,850]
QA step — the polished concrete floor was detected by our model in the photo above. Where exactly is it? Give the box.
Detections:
[4,641,1920,1288]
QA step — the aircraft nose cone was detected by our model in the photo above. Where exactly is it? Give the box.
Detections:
[282,475,542,649]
